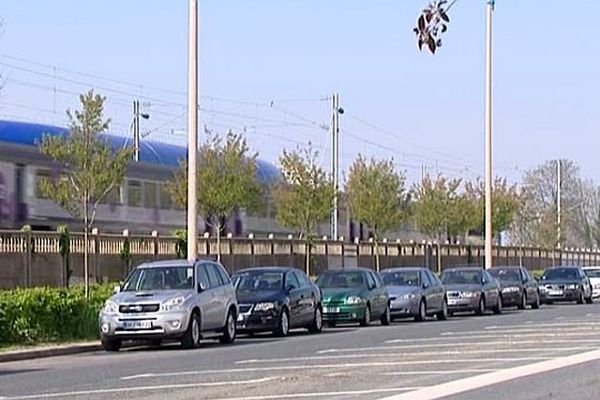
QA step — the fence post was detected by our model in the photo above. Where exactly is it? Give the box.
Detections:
[152,231,159,260]
[25,230,32,287]
[92,228,99,283]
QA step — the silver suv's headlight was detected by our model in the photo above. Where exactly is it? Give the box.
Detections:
[254,302,275,312]
[502,287,520,293]
[461,291,480,298]
[399,293,417,300]
[161,296,185,312]
[103,300,118,314]
[565,284,577,290]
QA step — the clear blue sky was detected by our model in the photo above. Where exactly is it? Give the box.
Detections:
[1,1,599,185]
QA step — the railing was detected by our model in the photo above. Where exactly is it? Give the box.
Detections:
[0,229,599,267]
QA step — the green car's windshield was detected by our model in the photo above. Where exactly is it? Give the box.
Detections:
[122,266,194,291]
[232,271,284,292]
[317,271,366,289]
[441,270,482,285]
[381,270,420,287]
[489,268,521,283]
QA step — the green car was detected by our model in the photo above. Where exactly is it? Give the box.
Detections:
[317,268,391,327]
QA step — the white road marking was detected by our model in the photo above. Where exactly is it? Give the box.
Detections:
[484,321,600,330]
[383,369,498,376]
[238,347,593,364]
[385,331,600,344]
[317,339,600,354]
[120,358,552,380]
[208,387,422,400]
[0,377,279,400]
[378,349,600,400]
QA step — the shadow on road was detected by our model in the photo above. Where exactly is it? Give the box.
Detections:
[0,368,44,377]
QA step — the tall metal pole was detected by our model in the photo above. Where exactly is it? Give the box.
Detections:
[187,0,199,261]
[133,100,140,162]
[484,0,494,270]
[331,93,340,240]
[557,159,562,249]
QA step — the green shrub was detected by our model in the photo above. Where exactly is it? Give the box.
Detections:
[0,284,115,346]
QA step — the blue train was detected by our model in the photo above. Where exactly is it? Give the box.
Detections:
[0,119,283,235]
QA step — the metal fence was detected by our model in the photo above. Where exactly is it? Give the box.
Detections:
[1,230,599,288]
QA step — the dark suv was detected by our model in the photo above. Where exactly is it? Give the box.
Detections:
[538,266,593,304]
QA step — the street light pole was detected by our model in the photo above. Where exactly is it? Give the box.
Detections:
[331,93,340,240]
[484,0,495,270]
[557,159,562,249]
[187,0,199,261]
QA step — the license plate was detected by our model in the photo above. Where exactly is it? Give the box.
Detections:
[323,307,340,313]
[549,290,563,296]
[123,320,152,330]
[448,299,458,305]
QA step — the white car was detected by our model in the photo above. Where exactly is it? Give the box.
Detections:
[583,267,600,299]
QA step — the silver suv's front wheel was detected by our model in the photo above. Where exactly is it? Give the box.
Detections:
[181,312,201,349]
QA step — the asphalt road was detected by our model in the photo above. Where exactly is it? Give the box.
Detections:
[2,303,600,400]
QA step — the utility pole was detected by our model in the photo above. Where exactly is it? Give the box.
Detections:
[133,100,140,162]
[187,0,199,261]
[484,0,495,270]
[331,93,342,240]
[557,159,562,249]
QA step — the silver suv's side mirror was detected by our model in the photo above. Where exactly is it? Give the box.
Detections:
[198,282,208,293]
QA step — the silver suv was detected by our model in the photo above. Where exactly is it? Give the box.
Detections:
[99,259,238,351]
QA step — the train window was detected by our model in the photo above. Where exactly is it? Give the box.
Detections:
[143,182,157,208]
[101,185,121,204]
[35,170,52,199]
[159,183,172,209]
[127,180,142,207]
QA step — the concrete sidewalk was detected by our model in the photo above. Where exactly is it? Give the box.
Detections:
[0,342,101,363]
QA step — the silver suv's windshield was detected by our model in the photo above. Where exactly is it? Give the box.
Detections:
[122,266,195,291]
[381,270,420,287]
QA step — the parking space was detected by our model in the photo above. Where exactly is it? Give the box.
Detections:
[2,304,600,400]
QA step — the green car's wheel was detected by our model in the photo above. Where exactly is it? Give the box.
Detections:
[360,305,371,327]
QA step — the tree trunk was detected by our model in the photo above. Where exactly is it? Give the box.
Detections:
[305,239,311,277]
[83,199,89,300]
[216,221,222,263]
[374,239,380,272]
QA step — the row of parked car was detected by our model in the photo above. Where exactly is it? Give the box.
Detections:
[98,259,600,351]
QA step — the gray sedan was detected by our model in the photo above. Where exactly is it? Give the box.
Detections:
[441,267,503,315]
[381,267,448,321]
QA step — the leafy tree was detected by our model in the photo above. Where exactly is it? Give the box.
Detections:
[38,91,132,298]
[465,177,520,243]
[168,132,261,261]
[273,145,334,275]
[510,159,600,249]
[346,156,409,271]
[413,174,477,243]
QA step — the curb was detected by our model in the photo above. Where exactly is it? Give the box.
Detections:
[0,343,101,363]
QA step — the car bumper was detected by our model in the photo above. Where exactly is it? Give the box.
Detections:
[447,297,479,312]
[389,299,418,318]
[539,289,580,303]
[99,310,190,340]
[236,311,280,333]
[322,304,366,322]
[501,291,522,307]
[592,289,600,299]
